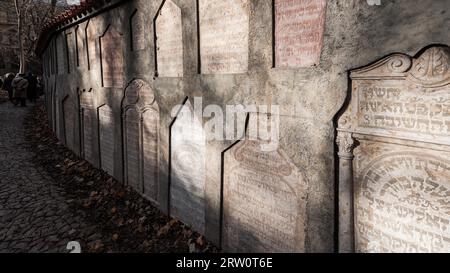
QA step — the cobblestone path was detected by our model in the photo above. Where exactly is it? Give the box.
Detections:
[0,102,86,253]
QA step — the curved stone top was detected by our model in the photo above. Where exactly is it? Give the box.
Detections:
[351,46,450,89]
[122,79,157,110]
[36,0,131,55]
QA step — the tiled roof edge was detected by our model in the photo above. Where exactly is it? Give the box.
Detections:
[35,0,131,56]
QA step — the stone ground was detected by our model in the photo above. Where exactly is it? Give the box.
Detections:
[0,97,217,253]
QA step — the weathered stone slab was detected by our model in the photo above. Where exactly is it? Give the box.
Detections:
[170,101,206,233]
[76,26,85,67]
[98,105,115,176]
[274,0,327,68]
[199,0,249,74]
[155,0,183,77]
[337,46,450,253]
[354,143,450,253]
[122,79,159,203]
[62,96,76,152]
[82,108,96,164]
[65,31,74,72]
[125,107,141,191]
[131,10,146,51]
[223,137,308,253]
[86,19,98,69]
[79,89,96,165]
[100,26,125,88]
[142,109,159,201]
[57,34,65,74]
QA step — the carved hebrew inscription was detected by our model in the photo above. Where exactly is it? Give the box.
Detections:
[274,0,327,67]
[99,105,115,176]
[170,101,206,233]
[123,80,159,202]
[223,140,308,253]
[101,26,125,88]
[199,0,249,74]
[125,107,141,192]
[358,84,450,136]
[355,151,450,253]
[142,109,159,201]
[339,46,450,253]
[155,0,183,77]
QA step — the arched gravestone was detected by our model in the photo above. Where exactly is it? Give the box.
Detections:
[122,79,159,203]
[337,46,450,253]
[170,100,206,233]
[222,113,308,253]
[199,0,249,74]
[100,25,125,88]
[155,0,183,77]
[79,88,97,166]
[98,104,115,176]
[62,95,77,153]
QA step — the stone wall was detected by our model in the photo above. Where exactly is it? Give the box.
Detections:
[39,0,450,253]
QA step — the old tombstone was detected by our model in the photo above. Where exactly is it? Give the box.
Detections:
[155,0,183,77]
[76,25,85,67]
[337,46,450,253]
[274,0,327,68]
[65,31,74,73]
[85,19,98,70]
[199,0,249,74]
[62,95,77,152]
[100,25,125,88]
[122,79,159,202]
[98,104,115,176]
[57,34,65,74]
[79,88,97,165]
[222,115,309,253]
[131,10,146,51]
[170,100,206,233]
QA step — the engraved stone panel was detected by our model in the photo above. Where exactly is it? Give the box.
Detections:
[274,0,327,68]
[57,34,65,74]
[348,47,450,146]
[66,31,74,73]
[338,46,450,253]
[142,109,159,201]
[131,10,146,51]
[122,80,159,203]
[86,19,98,69]
[82,108,96,164]
[354,144,450,253]
[199,0,249,74]
[223,139,308,253]
[125,107,141,191]
[155,0,183,77]
[99,105,115,176]
[170,101,206,233]
[100,26,125,88]
[80,89,96,164]
[76,25,86,67]
[62,97,76,152]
